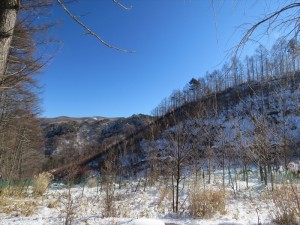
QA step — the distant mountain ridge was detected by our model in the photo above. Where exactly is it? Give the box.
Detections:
[39,114,153,165]
[40,116,118,125]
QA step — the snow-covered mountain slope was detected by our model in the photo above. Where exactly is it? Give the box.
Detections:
[47,77,300,178]
[136,79,300,170]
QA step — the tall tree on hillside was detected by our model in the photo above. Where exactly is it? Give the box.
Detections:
[255,45,269,80]
[189,78,202,101]
[287,38,300,73]
[271,38,288,77]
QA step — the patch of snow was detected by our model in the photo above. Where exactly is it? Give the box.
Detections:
[123,218,165,225]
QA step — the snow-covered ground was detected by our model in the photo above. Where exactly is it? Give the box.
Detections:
[0,169,288,225]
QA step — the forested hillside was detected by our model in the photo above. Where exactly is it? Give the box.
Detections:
[40,115,152,170]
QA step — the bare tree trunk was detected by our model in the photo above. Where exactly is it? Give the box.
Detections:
[263,164,268,185]
[175,164,180,213]
[172,175,175,212]
[222,150,225,191]
[0,0,19,79]
[259,164,264,182]
[208,158,211,184]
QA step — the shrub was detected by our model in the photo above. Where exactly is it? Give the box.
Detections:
[189,187,226,218]
[102,181,116,217]
[62,187,76,225]
[47,199,59,208]
[102,160,117,217]
[87,177,98,188]
[32,172,53,196]
[272,182,300,225]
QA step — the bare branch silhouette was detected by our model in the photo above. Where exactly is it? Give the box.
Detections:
[112,0,132,10]
[235,2,300,56]
[56,0,135,53]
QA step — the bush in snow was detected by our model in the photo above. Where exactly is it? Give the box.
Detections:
[272,182,300,225]
[86,176,98,188]
[32,172,53,196]
[189,187,226,218]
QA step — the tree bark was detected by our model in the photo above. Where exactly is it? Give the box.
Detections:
[176,170,179,213]
[0,0,20,80]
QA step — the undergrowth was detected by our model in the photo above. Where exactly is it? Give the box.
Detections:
[189,186,227,218]
[272,181,300,225]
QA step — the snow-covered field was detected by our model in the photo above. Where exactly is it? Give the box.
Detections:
[0,169,291,225]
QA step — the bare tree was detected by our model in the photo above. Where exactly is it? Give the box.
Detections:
[0,0,51,180]
[162,114,196,213]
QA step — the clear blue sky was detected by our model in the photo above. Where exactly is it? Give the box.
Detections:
[40,0,282,118]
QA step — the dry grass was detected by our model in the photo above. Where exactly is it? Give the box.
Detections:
[32,172,53,196]
[272,182,300,225]
[0,181,37,216]
[158,186,172,204]
[189,187,226,218]
[0,197,38,216]
[47,199,59,208]
[0,184,28,198]
[87,177,98,188]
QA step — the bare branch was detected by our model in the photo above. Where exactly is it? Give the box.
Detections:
[112,0,132,10]
[56,0,135,53]
[210,0,220,46]
[236,2,300,56]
